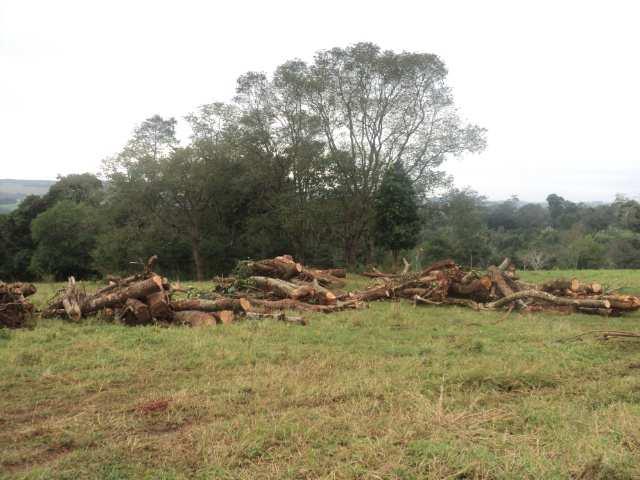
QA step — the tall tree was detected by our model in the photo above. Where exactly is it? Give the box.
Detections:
[373,162,421,264]
[236,42,486,263]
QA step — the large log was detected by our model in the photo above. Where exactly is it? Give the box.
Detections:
[0,281,35,328]
[539,278,581,293]
[318,268,346,278]
[485,290,612,310]
[299,268,346,287]
[171,298,251,313]
[120,298,152,325]
[62,277,83,322]
[414,295,481,310]
[250,276,300,298]
[3,282,37,298]
[147,291,172,320]
[449,277,492,300]
[249,276,336,304]
[353,284,392,302]
[602,295,640,311]
[81,275,163,314]
[245,258,302,280]
[247,298,365,313]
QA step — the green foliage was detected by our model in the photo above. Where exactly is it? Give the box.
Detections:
[46,173,103,206]
[421,189,491,267]
[30,201,99,280]
[374,162,421,258]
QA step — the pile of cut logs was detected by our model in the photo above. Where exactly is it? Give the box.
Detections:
[0,281,36,328]
[44,256,315,326]
[41,254,640,328]
[360,258,640,316]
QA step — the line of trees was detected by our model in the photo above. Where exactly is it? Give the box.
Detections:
[1,43,486,280]
[420,190,640,270]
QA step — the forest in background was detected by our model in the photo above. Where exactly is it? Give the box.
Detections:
[1,42,639,281]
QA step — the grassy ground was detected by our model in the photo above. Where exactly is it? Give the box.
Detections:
[2,271,640,479]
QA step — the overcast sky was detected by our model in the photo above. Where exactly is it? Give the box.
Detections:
[1,0,638,202]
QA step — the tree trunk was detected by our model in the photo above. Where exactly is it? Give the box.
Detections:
[171,298,251,313]
[486,290,612,310]
[120,298,152,325]
[191,239,205,281]
[81,276,163,314]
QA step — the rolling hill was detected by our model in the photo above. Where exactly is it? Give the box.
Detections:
[0,179,54,213]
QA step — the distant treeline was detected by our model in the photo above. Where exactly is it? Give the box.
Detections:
[420,190,640,271]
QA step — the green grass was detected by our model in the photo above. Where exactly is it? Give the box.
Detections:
[2,271,640,479]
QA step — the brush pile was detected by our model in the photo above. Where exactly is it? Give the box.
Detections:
[0,281,36,328]
[44,256,309,326]
[43,254,640,326]
[360,258,640,316]
[200,255,366,317]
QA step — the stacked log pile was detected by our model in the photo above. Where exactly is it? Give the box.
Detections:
[0,281,36,328]
[42,254,640,327]
[360,258,640,316]
[44,256,309,327]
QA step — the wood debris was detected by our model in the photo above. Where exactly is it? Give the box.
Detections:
[40,254,640,329]
[0,281,36,328]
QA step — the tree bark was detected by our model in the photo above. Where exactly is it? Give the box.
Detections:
[147,291,173,320]
[171,298,251,313]
[485,290,612,310]
[247,298,365,313]
[120,298,152,325]
[81,275,163,314]
[62,277,82,322]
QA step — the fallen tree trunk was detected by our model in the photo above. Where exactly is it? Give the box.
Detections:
[449,277,492,299]
[414,295,481,310]
[247,298,365,313]
[317,268,346,278]
[4,282,37,297]
[299,268,346,288]
[539,278,581,293]
[485,289,612,310]
[62,277,83,322]
[120,298,152,325]
[250,276,301,298]
[250,276,336,304]
[147,291,172,320]
[171,298,251,313]
[602,295,640,311]
[245,258,302,280]
[488,265,527,309]
[81,275,163,315]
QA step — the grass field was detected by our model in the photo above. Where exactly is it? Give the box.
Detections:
[2,271,640,479]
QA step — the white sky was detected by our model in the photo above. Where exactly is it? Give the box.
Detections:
[1,0,638,202]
